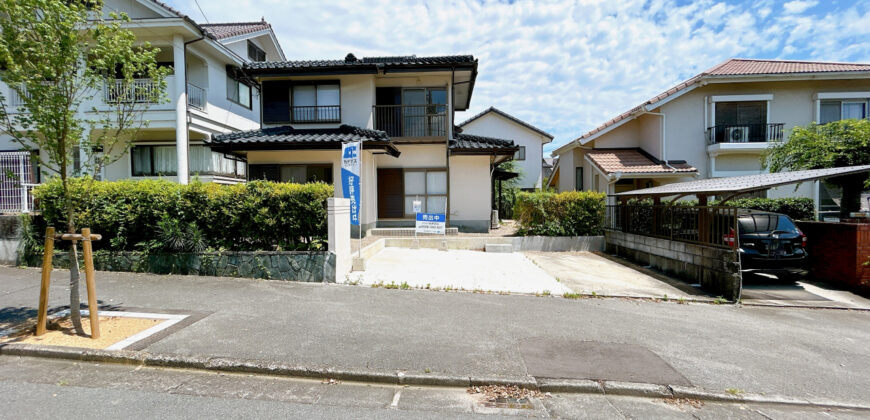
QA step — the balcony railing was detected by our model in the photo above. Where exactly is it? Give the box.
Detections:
[7,86,30,107]
[290,105,341,123]
[104,78,161,104]
[187,83,206,111]
[373,104,448,137]
[706,123,784,144]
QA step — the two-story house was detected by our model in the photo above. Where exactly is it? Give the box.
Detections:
[551,58,870,213]
[458,107,553,190]
[0,0,284,203]
[206,54,518,234]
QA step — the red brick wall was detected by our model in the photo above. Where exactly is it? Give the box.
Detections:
[797,221,870,294]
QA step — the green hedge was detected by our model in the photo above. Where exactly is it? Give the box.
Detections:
[513,190,606,236]
[724,197,815,221]
[33,178,334,251]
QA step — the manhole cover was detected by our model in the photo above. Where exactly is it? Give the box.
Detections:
[519,338,691,386]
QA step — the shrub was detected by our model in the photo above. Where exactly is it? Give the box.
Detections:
[723,197,815,221]
[32,177,334,252]
[513,190,606,236]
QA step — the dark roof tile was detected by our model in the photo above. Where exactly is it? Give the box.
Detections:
[459,106,554,140]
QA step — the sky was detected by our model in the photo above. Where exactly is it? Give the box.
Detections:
[165,0,870,156]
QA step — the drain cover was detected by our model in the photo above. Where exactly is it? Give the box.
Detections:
[519,338,691,386]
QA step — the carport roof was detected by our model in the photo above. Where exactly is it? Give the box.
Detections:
[615,165,870,198]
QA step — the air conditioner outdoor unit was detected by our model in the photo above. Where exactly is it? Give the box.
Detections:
[726,126,749,143]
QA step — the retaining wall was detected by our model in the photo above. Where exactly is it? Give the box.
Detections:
[605,230,742,301]
[28,250,336,283]
[0,215,22,265]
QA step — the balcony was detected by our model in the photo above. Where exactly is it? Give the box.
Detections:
[706,123,784,144]
[373,104,448,138]
[187,82,206,111]
[290,105,341,123]
[104,78,162,104]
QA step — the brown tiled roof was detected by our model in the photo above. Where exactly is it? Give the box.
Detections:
[585,148,697,175]
[201,21,272,39]
[570,58,870,146]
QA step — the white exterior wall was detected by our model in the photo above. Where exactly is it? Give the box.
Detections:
[460,113,550,189]
[449,155,492,232]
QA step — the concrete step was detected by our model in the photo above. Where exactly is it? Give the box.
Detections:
[370,228,459,237]
[485,243,513,253]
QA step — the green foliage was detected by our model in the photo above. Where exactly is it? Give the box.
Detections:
[513,190,606,236]
[32,178,334,251]
[724,197,815,221]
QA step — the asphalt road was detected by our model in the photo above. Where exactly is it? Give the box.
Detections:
[1,356,865,419]
[2,267,870,406]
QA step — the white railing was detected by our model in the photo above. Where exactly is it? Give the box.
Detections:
[7,86,30,107]
[104,78,161,104]
[187,83,206,111]
[0,151,37,213]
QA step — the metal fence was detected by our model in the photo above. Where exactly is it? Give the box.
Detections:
[606,205,739,249]
[0,151,37,213]
[187,83,207,111]
[104,78,161,103]
[706,123,784,144]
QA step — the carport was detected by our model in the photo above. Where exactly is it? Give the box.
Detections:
[605,165,870,301]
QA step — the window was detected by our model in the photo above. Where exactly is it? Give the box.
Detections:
[403,169,447,215]
[227,77,252,109]
[132,145,245,178]
[131,145,177,176]
[514,146,526,161]
[820,100,869,124]
[574,166,583,191]
[291,83,340,122]
[190,147,246,178]
[247,41,266,62]
[248,164,333,184]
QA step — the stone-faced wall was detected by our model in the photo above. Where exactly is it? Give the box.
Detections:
[32,251,336,283]
[605,230,742,301]
[0,215,22,265]
[797,221,869,294]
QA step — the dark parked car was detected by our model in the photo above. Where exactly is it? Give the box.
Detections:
[727,211,808,273]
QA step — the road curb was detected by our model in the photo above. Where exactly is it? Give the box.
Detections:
[2,343,869,411]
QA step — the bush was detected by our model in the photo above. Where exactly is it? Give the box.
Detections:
[32,177,334,252]
[724,197,815,221]
[513,190,606,236]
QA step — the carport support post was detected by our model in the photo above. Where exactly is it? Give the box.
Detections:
[698,195,710,243]
[652,197,661,236]
[328,198,352,280]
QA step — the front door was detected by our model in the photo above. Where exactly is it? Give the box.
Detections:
[377,168,404,218]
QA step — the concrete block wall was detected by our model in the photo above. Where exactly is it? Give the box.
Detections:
[605,230,742,301]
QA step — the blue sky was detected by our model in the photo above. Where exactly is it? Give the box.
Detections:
[166,0,870,155]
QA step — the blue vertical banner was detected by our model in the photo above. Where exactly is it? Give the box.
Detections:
[341,141,361,226]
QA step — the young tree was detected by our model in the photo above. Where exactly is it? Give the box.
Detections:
[0,0,168,334]
[764,119,870,218]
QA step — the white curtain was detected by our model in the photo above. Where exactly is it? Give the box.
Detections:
[153,146,177,174]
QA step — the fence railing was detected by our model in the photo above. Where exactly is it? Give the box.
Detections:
[373,104,448,137]
[706,123,784,144]
[7,86,30,107]
[104,78,161,104]
[290,105,341,123]
[187,83,206,111]
[606,205,739,249]
[0,151,37,213]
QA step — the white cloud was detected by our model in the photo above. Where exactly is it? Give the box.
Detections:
[783,0,818,14]
[164,0,870,155]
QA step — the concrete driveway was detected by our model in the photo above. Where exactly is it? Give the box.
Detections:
[523,251,703,299]
[346,248,571,295]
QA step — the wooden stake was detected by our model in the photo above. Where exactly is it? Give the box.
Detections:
[81,228,100,339]
[36,227,55,336]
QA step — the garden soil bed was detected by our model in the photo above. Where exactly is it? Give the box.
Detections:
[3,316,162,350]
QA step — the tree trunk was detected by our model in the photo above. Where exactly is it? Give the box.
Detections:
[835,174,867,219]
[63,176,85,335]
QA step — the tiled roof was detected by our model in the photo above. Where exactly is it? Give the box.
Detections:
[585,148,697,175]
[208,125,399,156]
[450,133,518,156]
[569,58,870,147]
[459,107,554,140]
[201,21,272,39]
[617,165,870,197]
[245,54,476,71]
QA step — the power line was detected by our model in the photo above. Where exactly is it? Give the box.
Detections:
[193,0,209,24]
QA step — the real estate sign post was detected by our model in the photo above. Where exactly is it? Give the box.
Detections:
[341,141,362,255]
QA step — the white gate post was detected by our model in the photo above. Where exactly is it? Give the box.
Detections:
[18,154,28,213]
[328,197,351,281]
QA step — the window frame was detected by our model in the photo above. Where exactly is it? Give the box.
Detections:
[514,146,526,161]
[402,168,447,217]
[289,81,341,123]
[130,145,177,177]
[226,76,253,109]
[575,166,583,191]
[247,40,266,62]
[819,99,870,124]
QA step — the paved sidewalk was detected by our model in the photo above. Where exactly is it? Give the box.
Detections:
[1,267,869,407]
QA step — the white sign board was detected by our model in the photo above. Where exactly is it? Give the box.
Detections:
[415,213,446,235]
[412,200,422,214]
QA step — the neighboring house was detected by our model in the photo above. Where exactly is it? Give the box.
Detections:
[206,54,518,234]
[0,0,285,189]
[551,58,870,211]
[458,107,553,189]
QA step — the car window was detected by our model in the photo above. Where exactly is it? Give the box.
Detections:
[738,214,798,233]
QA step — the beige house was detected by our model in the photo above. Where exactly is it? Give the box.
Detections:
[550,58,870,212]
[207,54,517,234]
